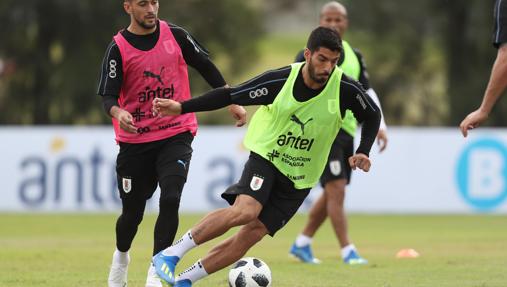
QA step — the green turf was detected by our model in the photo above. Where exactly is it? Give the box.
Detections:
[0,214,506,287]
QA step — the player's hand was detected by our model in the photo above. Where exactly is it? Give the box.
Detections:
[114,108,137,134]
[459,108,489,137]
[152,98,182,117]
[228,104,247,127]
[376,129,388,152]
[348,153,371,172]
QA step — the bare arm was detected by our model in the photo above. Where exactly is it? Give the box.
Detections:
[460,45,507,136]
[482,45,507,112]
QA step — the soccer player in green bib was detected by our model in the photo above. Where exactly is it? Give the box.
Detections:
[150,27,381,286]
[291,1,388,265]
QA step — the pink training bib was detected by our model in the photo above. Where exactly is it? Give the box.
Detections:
[112,20,197,143]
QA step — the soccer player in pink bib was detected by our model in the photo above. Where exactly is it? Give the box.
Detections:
[97,1,246,286]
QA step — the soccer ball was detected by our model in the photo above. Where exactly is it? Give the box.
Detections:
[228,257,272,287]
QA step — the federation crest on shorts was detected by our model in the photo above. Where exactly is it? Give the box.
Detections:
[329,160,342,176]
[122,177,132,193]
[250,175,264,191]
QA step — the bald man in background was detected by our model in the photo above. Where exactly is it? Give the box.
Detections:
[290,1,388,265]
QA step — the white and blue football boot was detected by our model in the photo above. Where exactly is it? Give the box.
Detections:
[343,249,368,265]
[173,279,192,287]
[289,243,321,264]
[152,252,179,286]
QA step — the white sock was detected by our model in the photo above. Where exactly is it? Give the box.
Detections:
[162,230,197,258]
[113,249,130,265]
[177,260,208,283]
[295,234,313,247]
[341,244,356,259]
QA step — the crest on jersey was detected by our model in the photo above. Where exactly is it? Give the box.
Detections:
[163,40,176,54]
[122,177,132,193]
[329,160,342,176]
[250,175,264,191]
[328,99,339,114]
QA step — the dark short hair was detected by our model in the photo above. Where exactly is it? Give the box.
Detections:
[306,27,342,53]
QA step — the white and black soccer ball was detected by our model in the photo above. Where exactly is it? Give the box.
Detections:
[228,257,272,287]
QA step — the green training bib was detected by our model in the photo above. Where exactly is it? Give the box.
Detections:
[244,62,343,189]
[340,40,362,137]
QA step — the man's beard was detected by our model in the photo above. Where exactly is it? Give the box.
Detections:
[308,59,329,84]
[135,16,157,30]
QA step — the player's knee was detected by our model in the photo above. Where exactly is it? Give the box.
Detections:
[325,179,346,191]
[228,195,262,225]
[122,210,144,226]
[248,222,268,243]
[325,180,346,201]
[159,193,181,212]
[228,206,258,225]
[159,176,184,211]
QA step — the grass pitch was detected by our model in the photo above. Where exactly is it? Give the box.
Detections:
[0,214,506,287]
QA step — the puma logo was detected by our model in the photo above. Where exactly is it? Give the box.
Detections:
[143,67,165,85]
[177,160,187,169]
[290,115,313,135]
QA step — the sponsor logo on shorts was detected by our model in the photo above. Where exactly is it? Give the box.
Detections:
[177,159,187,169]
[122,177,132,193]
[329,160,341,176]
[250,175,264,191]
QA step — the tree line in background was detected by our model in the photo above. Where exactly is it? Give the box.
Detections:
[0,0,504,127]
[0,0,263,125]
[344,0,501,126]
